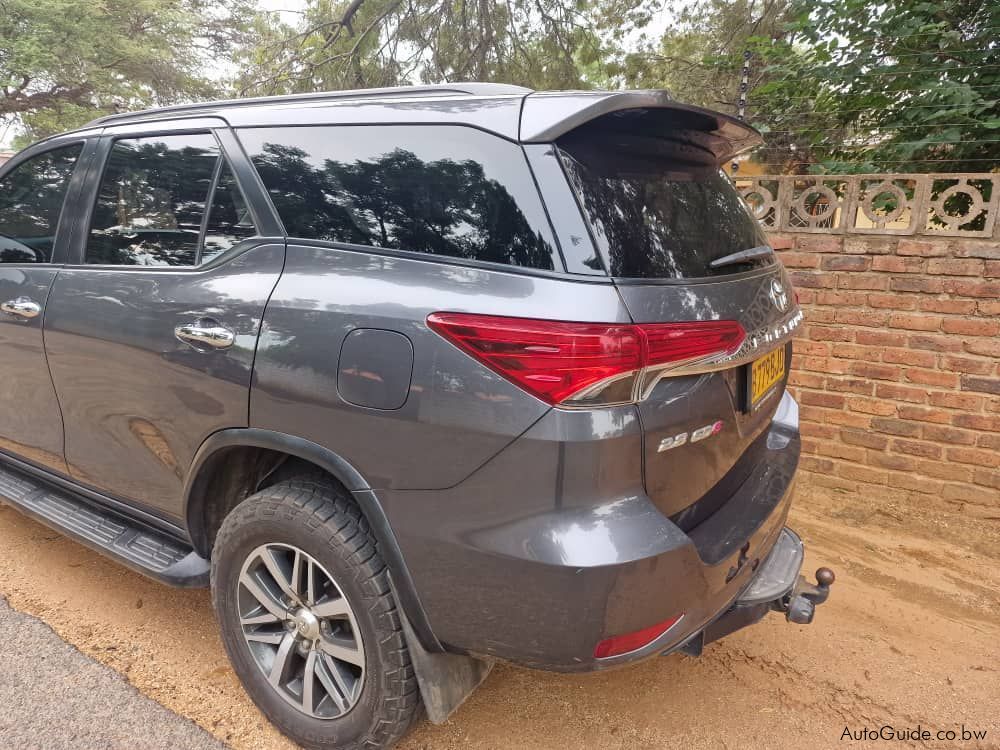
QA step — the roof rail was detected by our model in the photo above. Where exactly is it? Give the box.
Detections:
[85,82,533,128]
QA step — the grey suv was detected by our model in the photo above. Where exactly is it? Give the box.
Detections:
[0,83,833,749]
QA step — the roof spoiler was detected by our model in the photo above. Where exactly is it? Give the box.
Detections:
[519,90,763,163]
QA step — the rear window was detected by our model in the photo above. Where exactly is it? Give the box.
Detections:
[558,134,773,279]
[239,125,558,271]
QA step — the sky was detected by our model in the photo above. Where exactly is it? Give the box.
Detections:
[260,0,305,11]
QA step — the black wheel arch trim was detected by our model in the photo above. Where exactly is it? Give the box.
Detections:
[183,427,443,652]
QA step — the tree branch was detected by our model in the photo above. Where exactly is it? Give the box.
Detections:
[0,83,94,116]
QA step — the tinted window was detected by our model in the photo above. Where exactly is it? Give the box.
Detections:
[87,134,219,266]
[201,161,257,263]
[240,125,558,271]
[0,144,82,263]
[559,134,774,279]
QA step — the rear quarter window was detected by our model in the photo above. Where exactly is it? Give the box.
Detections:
[558,133,773,279]
[238,125,559,271]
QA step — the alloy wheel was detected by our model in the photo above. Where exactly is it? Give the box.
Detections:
[237,543,366,719]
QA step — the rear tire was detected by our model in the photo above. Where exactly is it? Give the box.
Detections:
[211,476,420,750]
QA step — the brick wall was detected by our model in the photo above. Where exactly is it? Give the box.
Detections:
[770,233,1000,516]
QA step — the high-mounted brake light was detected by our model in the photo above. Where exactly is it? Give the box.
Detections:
[426,313,745,406]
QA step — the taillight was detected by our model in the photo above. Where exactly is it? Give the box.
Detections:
[427,313,745,407]
[593,614,684,658]
[426,313,643,405]
[643,320,746,368]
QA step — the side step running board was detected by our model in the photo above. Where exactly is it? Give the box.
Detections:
[0,463,209,587]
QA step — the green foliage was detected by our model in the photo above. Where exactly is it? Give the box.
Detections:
[751,0,1000,172]
[614,0,813,170]
[233,0,654,96]
[616,0,998,172]
[1,0,254,145]
[617,0,798,111]
[3,0,996,173]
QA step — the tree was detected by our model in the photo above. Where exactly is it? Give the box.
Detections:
[616,0,820,170]
[233,0,655,96]
[0,0,254,145]
[616,0,999,173]
[618,0,796,110]
[750,0,1000,172]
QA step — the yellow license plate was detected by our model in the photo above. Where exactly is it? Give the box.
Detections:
[750,347,785,406]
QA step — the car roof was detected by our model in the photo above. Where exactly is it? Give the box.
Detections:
[43,83,761,161]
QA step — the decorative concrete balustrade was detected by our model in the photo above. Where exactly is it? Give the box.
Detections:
[735,173,999,238]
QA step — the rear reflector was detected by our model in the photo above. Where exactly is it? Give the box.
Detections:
[427,313,744,406]
[593,614,684,659]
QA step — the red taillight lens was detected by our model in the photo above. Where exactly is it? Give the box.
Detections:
[643,320,746,368]
[427,313,745,406]
[593,614,684,659]
[426,313,643,405]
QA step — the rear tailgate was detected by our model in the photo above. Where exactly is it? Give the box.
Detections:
[550,104,801,523]
[617,273,800,523]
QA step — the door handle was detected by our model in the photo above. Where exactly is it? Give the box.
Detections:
[174,317,236,350]
[1,297,42,320]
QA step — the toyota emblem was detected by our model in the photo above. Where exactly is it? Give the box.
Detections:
[769,279,789,312]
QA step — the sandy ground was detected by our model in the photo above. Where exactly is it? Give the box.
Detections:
[0,483,997,750]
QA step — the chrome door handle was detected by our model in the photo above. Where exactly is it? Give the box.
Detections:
[174,317,236,350]
[1,297,42,320]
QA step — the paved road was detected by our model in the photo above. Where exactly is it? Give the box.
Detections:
[0,596,228,750]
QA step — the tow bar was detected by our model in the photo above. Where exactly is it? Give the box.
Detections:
[781,567,836,625]
[676,528,836,657]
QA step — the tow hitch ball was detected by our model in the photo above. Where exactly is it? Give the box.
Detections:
[780,567,835,625]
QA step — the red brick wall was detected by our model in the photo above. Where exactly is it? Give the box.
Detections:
[770,233,1000,516]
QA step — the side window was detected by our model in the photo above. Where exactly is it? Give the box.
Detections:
[87,133,219,266]
[239,125,559,271]
[0,144,82,263]
[201,161,257,264]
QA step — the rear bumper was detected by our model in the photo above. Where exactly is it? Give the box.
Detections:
[583,526,811,668]
[675,526,834,658]
[583,481,800,671]
[673,526,805,657]
[381,391,804,671]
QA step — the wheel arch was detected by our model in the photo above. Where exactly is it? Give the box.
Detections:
[184,427,442,652]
